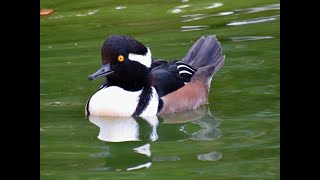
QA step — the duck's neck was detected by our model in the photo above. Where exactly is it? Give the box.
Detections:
[107,75,150,92]
[107,64,150,92]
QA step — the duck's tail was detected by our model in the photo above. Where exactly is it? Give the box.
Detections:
[181,35,225,90]
[159,35,224,114]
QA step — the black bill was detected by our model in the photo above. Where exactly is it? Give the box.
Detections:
[88,64,114,80]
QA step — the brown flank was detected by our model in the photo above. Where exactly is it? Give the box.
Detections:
[160,80,209,114]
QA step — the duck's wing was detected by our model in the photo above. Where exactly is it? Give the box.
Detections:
[150,60,183,97]
[150,59,167,69]
[150,60,197,97]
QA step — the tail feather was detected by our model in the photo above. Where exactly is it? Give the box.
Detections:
[159,35,224,114]
[182,36,206,66]
[182,35,225,89]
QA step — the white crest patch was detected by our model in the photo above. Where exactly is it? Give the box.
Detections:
[128,47,152,68]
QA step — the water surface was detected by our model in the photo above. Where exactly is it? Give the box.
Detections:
[40,0,280,179]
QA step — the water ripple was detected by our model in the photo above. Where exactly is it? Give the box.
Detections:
[171,9,182,13]
[205,3,223,9]
[230,36,274,42]
[115,6,127,10]
[171,2,223,14]
[181,11,233,22]
[192,2,223,11]
[44,102,64,106]
[170,4,191,14]
[76,9,99,17]
[180,26,209,32]
[236,3,280,14]
[177,5,191,9]
[227,15,279,26]
[48,9,99,19]
[216,11,234,16]
[127,162,152,171]
[152,155,180,162]
[197,151,222,161]
[181,15,209,22]
[179,3,278,23]
[181,14,204,18]
[48,15,64,19]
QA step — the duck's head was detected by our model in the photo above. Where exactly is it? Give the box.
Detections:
[88,35,152,83]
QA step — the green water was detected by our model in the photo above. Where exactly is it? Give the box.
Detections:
[40,0,280,179]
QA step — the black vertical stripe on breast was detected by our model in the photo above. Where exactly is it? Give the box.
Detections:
[157,98,163,113]
[132,78,153,117]
[85,96,92,117]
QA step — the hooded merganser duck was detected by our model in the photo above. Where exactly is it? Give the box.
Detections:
[85,35,224,117]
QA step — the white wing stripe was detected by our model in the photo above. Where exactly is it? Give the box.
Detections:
[177,64,196,72]
[179,70,193,75]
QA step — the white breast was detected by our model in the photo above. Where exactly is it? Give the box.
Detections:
[88,86,159,117]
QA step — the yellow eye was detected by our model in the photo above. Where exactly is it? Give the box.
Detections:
[118,55,124,62]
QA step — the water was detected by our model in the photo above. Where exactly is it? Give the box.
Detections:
[40,0,280,179]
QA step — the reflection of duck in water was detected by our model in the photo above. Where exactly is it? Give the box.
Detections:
[88,115,158,171]
[89,116,159,142]
[158,105,222,142]
[86,35,224,117]
[89,141,153,171]
[88,105,220,143]
[87,105,222,171]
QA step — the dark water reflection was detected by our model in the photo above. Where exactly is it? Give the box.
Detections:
[87,105,222,171]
